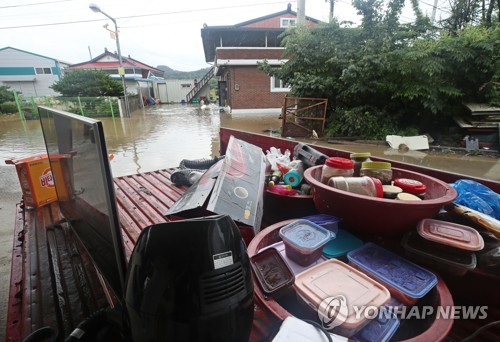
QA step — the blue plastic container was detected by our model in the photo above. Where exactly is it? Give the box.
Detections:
[353,307,400,342]
[347,242,438,305]
[323,228,363,260]
[301,214,341,233]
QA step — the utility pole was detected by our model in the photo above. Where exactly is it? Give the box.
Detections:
[328,0,335,21]
[297,0,306,25]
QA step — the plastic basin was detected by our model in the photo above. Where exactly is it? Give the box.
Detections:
[304,166,457,236]
[247,219,454,342]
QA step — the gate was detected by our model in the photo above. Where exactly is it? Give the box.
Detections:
[281,96,328,138]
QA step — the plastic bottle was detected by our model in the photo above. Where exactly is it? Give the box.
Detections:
[284,160,304,188]
[293,143,328,168]
[350,152,372,177]
[321,157,354,184]
[327,176,383,198]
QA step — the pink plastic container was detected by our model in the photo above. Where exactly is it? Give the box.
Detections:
[417,218,484,251]
[294,259,391,337]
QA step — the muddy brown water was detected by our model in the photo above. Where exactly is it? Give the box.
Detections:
[0,104,498,338]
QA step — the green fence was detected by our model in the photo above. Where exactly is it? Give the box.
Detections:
[13,92,121,119]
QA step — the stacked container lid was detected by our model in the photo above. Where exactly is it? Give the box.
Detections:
[402,218,484,276]
[347,242,438,305]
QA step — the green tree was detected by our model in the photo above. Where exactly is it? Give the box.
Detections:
[51,70,123,97]
[0,85,15,103]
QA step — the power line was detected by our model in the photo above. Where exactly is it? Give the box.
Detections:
[0,0,75,10]
[0,1,292,30]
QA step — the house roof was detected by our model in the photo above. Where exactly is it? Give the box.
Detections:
[0,46,69,65]
[66,49,163,74]
[201,4,320,62]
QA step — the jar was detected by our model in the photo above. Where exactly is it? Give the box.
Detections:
[321,157,354,184]
[360,161,392,184]
[350,152,372,177]
[394,178,426,199]
[327,176,383,198]
[396,192,422,201]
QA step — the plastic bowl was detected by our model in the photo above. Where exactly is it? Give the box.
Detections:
[304,166,457,236]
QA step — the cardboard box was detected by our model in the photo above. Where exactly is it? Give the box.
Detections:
[5,154,58,208]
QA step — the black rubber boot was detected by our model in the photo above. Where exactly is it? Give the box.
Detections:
[179,155,225,170]
[171,169,205,187]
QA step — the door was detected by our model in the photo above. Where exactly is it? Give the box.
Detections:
[218,81,227,107]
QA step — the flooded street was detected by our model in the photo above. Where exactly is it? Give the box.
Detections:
[0,103,498,337]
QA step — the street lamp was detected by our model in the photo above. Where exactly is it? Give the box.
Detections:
[89,3,130,117]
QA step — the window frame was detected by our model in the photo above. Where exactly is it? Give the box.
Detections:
[280,18,296,28]
[35,67,53,75]
[270,76,290,92]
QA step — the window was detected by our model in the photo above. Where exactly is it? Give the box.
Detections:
[35,67,52,75]
[280,18,296,28]
[270,76,290,92]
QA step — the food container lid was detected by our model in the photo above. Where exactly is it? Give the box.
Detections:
[394,178,427,195]
[325,157,354,169]
[260,241,327,275]
[250,247,294,296]
[353,307,400,342]
[396,192,422,201]
[279,219,335,253]
[402,231,477,270]
[347,243,438,299]
[417,218,484,251]
[360,161,392,170]
[294,259,390,328]
[323,229,363,258]
[350,152,371,159]
[382,185,403,198]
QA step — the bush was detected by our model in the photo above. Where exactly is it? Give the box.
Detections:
[0,101,17,114]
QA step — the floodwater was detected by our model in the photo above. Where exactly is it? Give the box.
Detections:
[0,103,499,180]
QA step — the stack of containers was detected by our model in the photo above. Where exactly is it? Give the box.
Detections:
[294,259,391,337]
[402,218,484,276]
[322,229,363,262]
[347,242,438,306]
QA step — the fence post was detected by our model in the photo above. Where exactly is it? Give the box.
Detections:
[109,97,115,119]
[77,96,85,116]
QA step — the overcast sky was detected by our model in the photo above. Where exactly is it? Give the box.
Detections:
[1,0,447,71]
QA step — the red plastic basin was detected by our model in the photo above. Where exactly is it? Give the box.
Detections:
[247,220,454,342]
[304,166,457,236]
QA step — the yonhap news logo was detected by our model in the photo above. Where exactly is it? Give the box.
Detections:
[317,295,489,331]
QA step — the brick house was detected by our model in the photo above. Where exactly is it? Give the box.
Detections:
[200,4,319,112]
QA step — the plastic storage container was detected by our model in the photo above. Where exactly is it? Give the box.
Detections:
[360,162,392,184]
[402,231,477,276]
[321,157,354,184]
[279,219,335,266]
[272,316,348,342]
[347,243,438,305]
[417,218,484,251]
[327,176,383,198]
[250,247,294,298]
[323,229,363,261]
[301,214,342,233]
[394,178,427,199]
[353,308,400,342]
[260,241,327,275]
[294,259,391,337]
[350,152,372,177]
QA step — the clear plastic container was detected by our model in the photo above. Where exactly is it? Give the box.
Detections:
[417,218,484,251]
[294,259,391,337]
[347,243,438,305]
[301,214,342,234]
[360,162,392,184]
[321,157,354,184]
[350,152,372,177]
[327,176,383,198]
[250,247,294,298]
[279,219,335,266]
